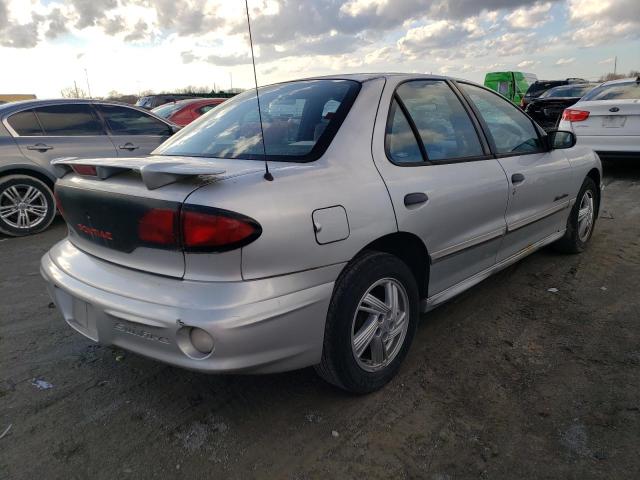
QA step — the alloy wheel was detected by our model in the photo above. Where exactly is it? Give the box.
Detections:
[351,278,410,372]
[577,189,594,242]
[0,184,49,230]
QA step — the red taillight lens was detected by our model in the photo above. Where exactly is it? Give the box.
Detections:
[181,209,261,251]
[138,209,177,245]
[562,109,590,122]
[72,165,97,176]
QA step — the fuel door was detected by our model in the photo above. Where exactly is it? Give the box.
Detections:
[312,206,349,245]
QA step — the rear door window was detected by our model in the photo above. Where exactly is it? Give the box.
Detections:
[7,110,44,136]
[32,104,104,136]
[461,83,544,155]
[392,80,484,163]
[97,105,172,135]
[581,81,640,101]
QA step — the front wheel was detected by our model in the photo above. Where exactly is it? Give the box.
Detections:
[553,177,598,253]
[0,175,56,237]
[315,251,419,394]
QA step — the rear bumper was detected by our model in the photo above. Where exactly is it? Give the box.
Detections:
[573,134,640,156]
[41,240,342,374]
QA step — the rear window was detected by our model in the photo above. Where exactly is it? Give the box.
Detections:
[581,81,640,101]
[8,110,43,136]
[525,82,563,98]
[152,102,184,119]
[155,80,361,162]
[33,104,104,136]
[541,85,594,98]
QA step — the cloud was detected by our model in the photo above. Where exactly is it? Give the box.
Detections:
[45,8,69,39]
[518,59,540,68]
[567,0,640,46]
[398,19,485,57]
[505,2,552,29]
[123,19,151,42]
[101,15,126,36]
[71,0,117,29]
[555,57,575,65]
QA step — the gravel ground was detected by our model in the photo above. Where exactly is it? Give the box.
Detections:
[1,161,639,479]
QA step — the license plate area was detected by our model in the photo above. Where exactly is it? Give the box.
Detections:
[53,286,99,341]
[603,115,626,128]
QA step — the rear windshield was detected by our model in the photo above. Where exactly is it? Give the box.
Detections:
[540,84,594,98]
[526,82,563,97]
[152,102,184,118]
[581,81,640,101]
[154,80,360,162]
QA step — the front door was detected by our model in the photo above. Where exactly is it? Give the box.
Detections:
[458,82,574,261]
[372,79,510,298]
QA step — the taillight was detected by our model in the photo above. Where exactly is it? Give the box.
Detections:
[181,207,262,252]
[138,209,178,246]
[562,109,590,122]
[71,165,97,176]
[137,206,261,252]
[53,188,65,219]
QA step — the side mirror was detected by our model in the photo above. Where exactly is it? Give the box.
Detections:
[548,130,576,150]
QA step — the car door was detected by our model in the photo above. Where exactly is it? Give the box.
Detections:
[95,104,174,156]
[458,82,574,262]
[372,78,510,298]
[7,104,117,170]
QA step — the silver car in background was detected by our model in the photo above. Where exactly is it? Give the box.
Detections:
[0,100,179,236]
[42,74,602,393]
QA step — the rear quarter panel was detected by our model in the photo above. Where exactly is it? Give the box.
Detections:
[184,78,398,280]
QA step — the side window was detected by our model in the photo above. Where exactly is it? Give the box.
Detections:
[395,80,484,162]
[198,105,216,114]
[385,99,423,164]
[33,104,104,136]
[461,83,544,155]
[7,110,44,136]
[97,105,172,136]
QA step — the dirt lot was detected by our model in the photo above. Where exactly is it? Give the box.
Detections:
[1,161,639,480]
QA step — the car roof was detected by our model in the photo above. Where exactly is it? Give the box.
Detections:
[0,98,139,115]
[600,76,640,86]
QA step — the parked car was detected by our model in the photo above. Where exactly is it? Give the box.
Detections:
[525,83,597,131]
[136,94,199,110]
[43,74,602,393]
[0,99,180,236]
[483,71,537,105]
[137,93,237,110]
[521,78,588,109]
[152,98,227,126]
[558,77,640,161]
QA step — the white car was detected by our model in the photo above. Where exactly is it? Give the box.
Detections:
[558,77,640,160]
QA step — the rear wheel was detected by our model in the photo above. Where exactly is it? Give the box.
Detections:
[315,251,419,394]
[0,175,55,237]
[553,177,598,253]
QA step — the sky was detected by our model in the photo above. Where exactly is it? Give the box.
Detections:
[0,0,638,98]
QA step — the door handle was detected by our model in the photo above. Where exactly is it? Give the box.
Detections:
[511,173,525,184]
[118,143,139,151]
[404,192,429,207]
[26,143,53,152]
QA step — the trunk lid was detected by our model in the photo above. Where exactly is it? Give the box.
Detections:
[53,155,263,278]
[570,99,640,136]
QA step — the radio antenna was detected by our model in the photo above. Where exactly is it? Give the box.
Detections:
[245,0,273,181]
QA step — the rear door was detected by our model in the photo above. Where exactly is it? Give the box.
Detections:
[458,82,574,262]
[7,104,117,167]
[372,79,509,297]
[96,104,174,156]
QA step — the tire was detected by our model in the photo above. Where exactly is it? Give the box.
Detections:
[0,175,55,237]
[553,177,598,253]
[315,251,420,394]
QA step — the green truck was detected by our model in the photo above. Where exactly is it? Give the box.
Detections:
[483,71,538,105]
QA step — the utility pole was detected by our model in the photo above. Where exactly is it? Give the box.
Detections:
[84,68,92,98]
[230,72,233,91]
[74,80,79,98]
[614,56,617,76]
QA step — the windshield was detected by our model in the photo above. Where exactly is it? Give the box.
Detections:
[155,80,360,162]
[581,81,640,101]
[152,102,184,118]
[541,84,593,98]
[136,97,151,107]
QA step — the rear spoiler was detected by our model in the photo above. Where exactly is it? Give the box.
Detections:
[51,157,226,190]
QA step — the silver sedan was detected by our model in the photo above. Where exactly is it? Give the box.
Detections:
[42,74,602,393]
